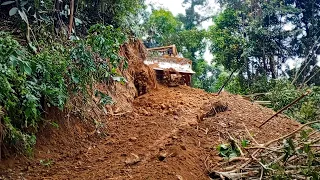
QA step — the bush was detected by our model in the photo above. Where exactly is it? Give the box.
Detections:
[0,24,127,154]
[252,79,320,128]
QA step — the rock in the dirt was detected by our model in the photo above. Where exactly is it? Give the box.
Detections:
[158,152,167,161]
[125,153,141,165]
[176,175,184,180]
[160,104,167,110]
[141,109,150,116]
[129,137,138,142]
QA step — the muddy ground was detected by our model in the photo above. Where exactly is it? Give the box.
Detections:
[0,85,301,180]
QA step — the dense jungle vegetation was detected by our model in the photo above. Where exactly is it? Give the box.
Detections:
[0,0,319,160]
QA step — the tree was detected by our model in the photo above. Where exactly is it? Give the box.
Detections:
[193,59,222,92]
[209,0,316,90]
[0,0,146,39]
[208,8,245,71]
[178,0,212,30]
[144,9,182,47]
[287,0,320,85]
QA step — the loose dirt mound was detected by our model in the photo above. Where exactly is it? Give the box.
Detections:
[0,85,301,180]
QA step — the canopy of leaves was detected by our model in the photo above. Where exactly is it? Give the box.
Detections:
[208,8,245,71]
[144,9,182,47]
[210,0,320,87]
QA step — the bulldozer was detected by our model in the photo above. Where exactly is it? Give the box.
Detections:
[144,45,195,87]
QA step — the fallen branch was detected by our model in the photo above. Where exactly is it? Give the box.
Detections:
[259,89,312,128]
[264,120,320,147]
[303,68,320,85]
[259,167,263,180]
[213,170,259,179]
[245,146,283,153]
[211,120,320,179]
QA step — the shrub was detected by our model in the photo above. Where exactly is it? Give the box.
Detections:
[0,24,127,154]
[253,79,320,128]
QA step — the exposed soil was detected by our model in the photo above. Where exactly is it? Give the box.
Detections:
[0,40,302,179]
[0,85,301,180]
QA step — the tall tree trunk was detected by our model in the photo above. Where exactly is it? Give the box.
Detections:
[269,56,276,79]
[262,48,267,75]
[68,0,75,38]
[246,58,251,84]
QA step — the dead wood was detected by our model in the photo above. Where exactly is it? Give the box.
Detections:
[210,120,320,179]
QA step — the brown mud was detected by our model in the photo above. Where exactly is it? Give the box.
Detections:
[0,40,301,180]
[0,85,300,180]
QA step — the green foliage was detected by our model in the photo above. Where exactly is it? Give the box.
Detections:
[211,69,244,94]
[266,131,320,179]
[78,0,146,28]
[0,32,39,128]
[33,44,69,109]
[249,79,320,128]
[208,8,245,71]
[145,9,182,47]
[39,159,54,167]
[1,0,146,42]
[87,24,127,62]
[265,79,300,111]
[192,60,219,92]
[0,24,126,153]
[211,0,320,87]
[241,139,250,148]
[172,29,207,60]
[217,143,240,159]
[70,24,127,96]
[50,122,59,129]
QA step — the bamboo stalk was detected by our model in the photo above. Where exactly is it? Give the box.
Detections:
[259,89,312,128]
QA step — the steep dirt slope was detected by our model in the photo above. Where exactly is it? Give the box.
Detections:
[0,85,301,180]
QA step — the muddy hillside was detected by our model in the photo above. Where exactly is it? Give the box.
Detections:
[0,41,302,180]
